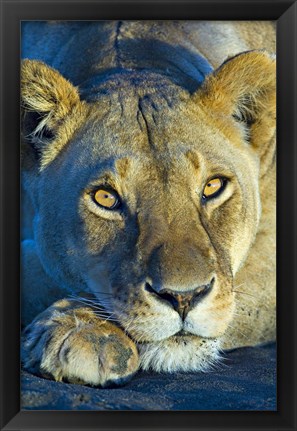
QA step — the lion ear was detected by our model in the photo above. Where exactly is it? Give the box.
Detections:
[195,50,276,162]
[21,59,81,149]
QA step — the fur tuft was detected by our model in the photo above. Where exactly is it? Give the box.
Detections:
[21,59,81,140]
[195,50,276,167]
[138,338,222,372]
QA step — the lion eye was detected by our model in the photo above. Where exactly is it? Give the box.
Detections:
[93,188,120,209]
[203,178,225,199]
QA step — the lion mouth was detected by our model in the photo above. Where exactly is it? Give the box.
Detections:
[173,329,191,337]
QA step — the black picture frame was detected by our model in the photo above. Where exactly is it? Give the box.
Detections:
[0,0,296,430]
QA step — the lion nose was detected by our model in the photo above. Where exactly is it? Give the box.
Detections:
[145,278,214,320]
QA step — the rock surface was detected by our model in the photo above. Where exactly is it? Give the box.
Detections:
[21,343,276,411]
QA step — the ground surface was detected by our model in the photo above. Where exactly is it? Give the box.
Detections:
[21,343,276,411]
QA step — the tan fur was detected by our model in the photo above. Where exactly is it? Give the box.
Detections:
[21,21,276,387]
[21,59,89,168]
[22,298,139,386]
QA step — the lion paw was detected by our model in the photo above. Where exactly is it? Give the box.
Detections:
[21,301,139,387]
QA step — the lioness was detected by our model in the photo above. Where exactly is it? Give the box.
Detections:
[21,21,276,387]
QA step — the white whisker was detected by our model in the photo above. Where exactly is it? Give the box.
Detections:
[233,283,245,290]
[233,290,257,299]
[68,295,113,310]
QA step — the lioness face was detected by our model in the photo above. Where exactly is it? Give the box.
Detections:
[22,52,275,370]
[33,79,261,343]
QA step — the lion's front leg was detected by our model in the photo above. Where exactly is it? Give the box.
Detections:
[21,299,139,387]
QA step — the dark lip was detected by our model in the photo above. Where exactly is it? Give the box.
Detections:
[173,329,191,337]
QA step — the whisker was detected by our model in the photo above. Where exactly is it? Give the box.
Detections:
[122,315,142,332]
[94,292,113,296]
[208,309,250,341]
[68,295,113,309]
[232,290,257,299]
[121,315,140,337]
[94,308,118,317]
[69,294,106,304]
[120,315,148,339]
[92,312,117,318]
[233,283,245,290]
[94,301,113,308]
[225,322,249,340]
[93,315,119,322]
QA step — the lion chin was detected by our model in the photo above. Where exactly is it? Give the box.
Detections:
[138,336,222,372]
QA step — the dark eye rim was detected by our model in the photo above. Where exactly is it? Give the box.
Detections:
[202,177,228,202]
[91,186,121,210]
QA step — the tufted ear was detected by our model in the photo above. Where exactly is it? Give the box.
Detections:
[21,59,88,172]
[21,59,81,151]
[195,50,276,166]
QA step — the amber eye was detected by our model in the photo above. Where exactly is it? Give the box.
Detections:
[203,178,225,199]
[93,188,120,210]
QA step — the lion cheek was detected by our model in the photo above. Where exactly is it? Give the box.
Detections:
[185,300,235,338]
[230,226,259,275]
